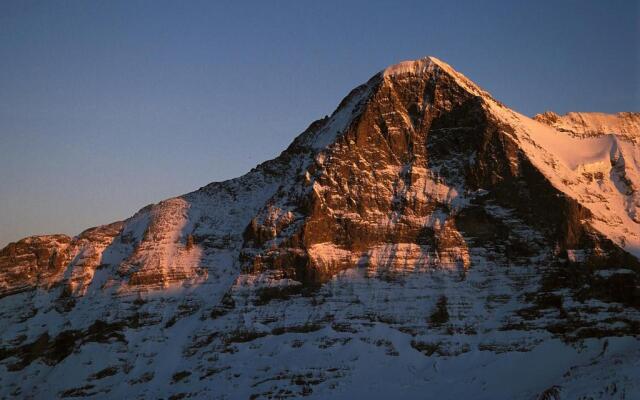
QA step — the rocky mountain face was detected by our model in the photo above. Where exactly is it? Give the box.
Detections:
[1,57,639,400]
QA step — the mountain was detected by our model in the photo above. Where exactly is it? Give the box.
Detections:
[1,57,639,400]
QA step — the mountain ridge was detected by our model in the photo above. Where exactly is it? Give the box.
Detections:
[1,56,639,399]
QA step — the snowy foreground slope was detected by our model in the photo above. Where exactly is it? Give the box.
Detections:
[1,57,639,400]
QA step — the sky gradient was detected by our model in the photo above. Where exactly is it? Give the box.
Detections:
[1,0,639,246]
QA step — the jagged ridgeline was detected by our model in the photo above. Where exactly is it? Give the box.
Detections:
[1,57,639,399]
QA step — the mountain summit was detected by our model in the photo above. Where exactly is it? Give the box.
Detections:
[1,57,639,399]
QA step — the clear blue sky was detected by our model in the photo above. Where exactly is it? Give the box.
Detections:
[0,0,638,246]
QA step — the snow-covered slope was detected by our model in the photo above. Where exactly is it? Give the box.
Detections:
[534,111,640,141]
[0,57,638,400]
[498,109,640,257]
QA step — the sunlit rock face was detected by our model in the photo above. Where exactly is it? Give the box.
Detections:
[0,222,124,298]
[0,234,73,296]
[241,58,638,283]
[1,57,639,399]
